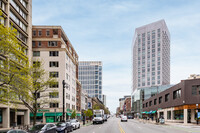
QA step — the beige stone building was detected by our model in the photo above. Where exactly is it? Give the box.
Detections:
[0,0,32,129]
[32,25,79,123]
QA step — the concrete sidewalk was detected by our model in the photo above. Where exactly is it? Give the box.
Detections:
[80,121,92,127]
[138,119,200,128]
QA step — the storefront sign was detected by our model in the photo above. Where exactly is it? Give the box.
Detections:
[38,109,50,112]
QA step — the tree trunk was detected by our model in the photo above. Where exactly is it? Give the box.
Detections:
[33,110,37,126]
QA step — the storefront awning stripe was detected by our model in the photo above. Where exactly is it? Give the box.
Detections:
[66,113,71,116]
[30,113,43,117]
[76,113,81,116]
[45,112,63,116]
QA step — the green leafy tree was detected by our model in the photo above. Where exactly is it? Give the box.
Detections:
[71,110,76,119]
[84,109,93,120]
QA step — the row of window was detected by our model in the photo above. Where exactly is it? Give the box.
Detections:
[33,29,58,36]
[143,89,181,108]
[10,11,27,31]
[10,0,27,20]
[32,41,58,47]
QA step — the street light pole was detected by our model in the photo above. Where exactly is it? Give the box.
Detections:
[196,104,198,125]
[62,80,66,122]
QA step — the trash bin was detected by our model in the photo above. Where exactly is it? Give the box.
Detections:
[159,118,165,124]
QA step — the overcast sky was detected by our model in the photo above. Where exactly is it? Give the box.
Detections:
[32,0,200,113]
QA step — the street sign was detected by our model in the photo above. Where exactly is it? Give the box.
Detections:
[198,112,200,119]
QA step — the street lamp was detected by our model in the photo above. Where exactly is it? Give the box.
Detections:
[62,80,68,122]
[196,104,198,125]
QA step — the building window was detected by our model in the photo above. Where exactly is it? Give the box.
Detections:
[49,92,59,98]
[146,102,148,107]
[48,41,58,47]
[173,110,183,120]
[33,61,41,67]
[149,101,152,106]
[33,51,40,57]
[159,96,162,104]
[173,89,181,99]
[192,85,200,95]
[50,103,59,108]
[49,61,59,67]
[154,99,157,105]
[32,41,36,47]
[167,111,171,120]
[38,41,41,47]
[165,93,169,102]
[49,72,59,78]
[46,30,50,36]
[49,51,59,56]
[38,30,42,36]
[33,30,36,36]
[49,82,59,88]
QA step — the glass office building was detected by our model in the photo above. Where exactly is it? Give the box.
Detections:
[78,61,102,101]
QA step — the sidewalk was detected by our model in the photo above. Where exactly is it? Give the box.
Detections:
[80,121,93,127]
[138,119,200,128]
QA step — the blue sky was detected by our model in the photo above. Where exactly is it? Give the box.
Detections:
[33,0,200,113]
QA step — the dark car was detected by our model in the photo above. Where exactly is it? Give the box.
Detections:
[127,115,133,119]
[28,123,56,133]
[56,122,73,133]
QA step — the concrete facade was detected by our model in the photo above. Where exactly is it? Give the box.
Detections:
[0,0,32,128]
[132,20,170,92]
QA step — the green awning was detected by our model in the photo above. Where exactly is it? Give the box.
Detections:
[152,111,157,114]
[66,112,71,116]
[30,113,43,117]
[45,112,62,117]
[76,113,81,116]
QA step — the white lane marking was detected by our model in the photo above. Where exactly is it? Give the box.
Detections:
[138,126,141,129]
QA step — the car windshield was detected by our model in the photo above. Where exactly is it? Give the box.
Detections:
[70,119,76,123]
[56,123,66,127]
[30,124,45,131]
[94,114,102,117]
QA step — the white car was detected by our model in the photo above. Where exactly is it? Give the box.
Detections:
[70,119,80,129]
[121,116,128,122]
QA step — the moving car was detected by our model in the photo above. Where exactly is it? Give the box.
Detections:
[128,115,133,119]
[70,119,80,129]
[103,114,107,122]
[56,122,73,133]
[28,123,56,133]
[121,116,128,122]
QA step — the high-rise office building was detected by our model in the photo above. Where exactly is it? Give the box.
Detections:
[78,61,102,101]
[132,20,170,92]
[0,0,32,128]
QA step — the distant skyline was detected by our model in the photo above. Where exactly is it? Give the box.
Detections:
[32,0,200,113]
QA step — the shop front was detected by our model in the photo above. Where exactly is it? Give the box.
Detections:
[30,113,43,123]
[45,112,62,123]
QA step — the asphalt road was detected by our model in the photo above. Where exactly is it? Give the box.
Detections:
[73,117,200,133]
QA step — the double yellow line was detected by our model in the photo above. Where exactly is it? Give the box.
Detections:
[118,121,125,133]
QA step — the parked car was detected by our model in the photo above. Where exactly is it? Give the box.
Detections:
[70,119,80,129]
[56,122,73,133]
[127,115,133,119]
[103,114,107,122]
[121,116,128,122]
[28,123,56,133]
[4,129,27,133]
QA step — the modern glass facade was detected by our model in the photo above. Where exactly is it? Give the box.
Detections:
[78,61,102,101]
[131,85,173,117]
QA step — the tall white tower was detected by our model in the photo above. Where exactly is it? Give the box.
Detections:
[132,20,170,92]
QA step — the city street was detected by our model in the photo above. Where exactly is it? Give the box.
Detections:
[73,117,200,133]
